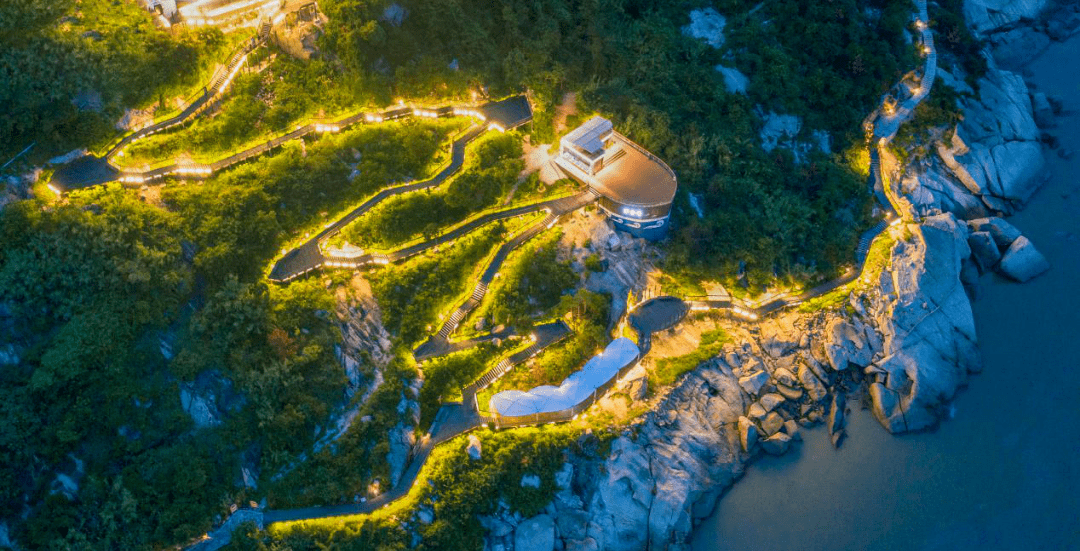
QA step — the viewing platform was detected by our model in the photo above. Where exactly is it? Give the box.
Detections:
[554,116,678,240]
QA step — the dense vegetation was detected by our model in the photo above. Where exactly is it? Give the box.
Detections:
[313,0,919,284]
[268,353,419,508]
[416,343,508,429]
[340,132,524,248]
[369,228,504,345]
[261,427,587,551]
[0,0,985,547]
[162,118,463,284]
[0,0,236,164]
[469,230,578,331]
[479,290,611,412]
[648,326,730,390]
[0,118,460,547]
[119,54,373,166]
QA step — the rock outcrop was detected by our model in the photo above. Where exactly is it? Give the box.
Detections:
[863,215,982,432]
[715,65,749,94]
[997,235,1050,282]
[515,514,556,551]
[582,362,747,551]
[964,0,1049,35]
[681,8,725,48]
[902,63,1045,218]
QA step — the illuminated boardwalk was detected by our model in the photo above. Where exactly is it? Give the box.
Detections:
[50,25,271,192]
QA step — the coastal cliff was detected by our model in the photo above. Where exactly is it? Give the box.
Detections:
[480,4,1073,550]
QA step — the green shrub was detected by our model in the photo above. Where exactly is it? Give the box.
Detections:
[649,328,731,389]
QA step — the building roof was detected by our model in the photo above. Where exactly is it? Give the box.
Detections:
[488,338,640,417]
[563,116,612,157]
[588,132,677,207]
[480,96,533,131]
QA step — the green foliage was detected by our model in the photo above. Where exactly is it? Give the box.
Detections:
[268,354,419,509]
[648,328,731,389]
[120,54,373,166]
[0,119,462,550]
[267,427,577,551]
[0,0,235,162]
[931,0,987,86]
[892,79,963,154]
[161,119,461,285]
[584,253,604,273]
[309,0,927,284]
[475,230,577,330]
[370,228,504,345]
[417,344,508,429]
[340,132,524,248]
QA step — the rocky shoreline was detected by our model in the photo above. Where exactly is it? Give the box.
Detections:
[478,3,1077,550]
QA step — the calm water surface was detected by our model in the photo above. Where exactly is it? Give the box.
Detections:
[691,36,1080,551]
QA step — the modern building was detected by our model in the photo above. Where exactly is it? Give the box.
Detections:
[143,0,301,28]
[554,117,677,240]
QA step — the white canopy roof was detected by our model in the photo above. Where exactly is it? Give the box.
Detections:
[489,337,640,417]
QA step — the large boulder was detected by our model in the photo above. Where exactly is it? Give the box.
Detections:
[715,65,749,94]
[738,416,758,452]
[681,8,726,48]
[912,66,1046,219]
[738,369,769,395]
[864,215,982,433]
[958,67,1038,144]
[466,434,482,460]
[759,112,802,152]
[386,423,416,486]
[997,236,1050,282]
[514,514,555,551]
[822,318,874,370]
[797,362,829,402]
[760,432,793,456]
[968,217,1022,249]
[967,231,1002,272]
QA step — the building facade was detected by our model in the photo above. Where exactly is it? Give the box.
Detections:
[555,116,677,240]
